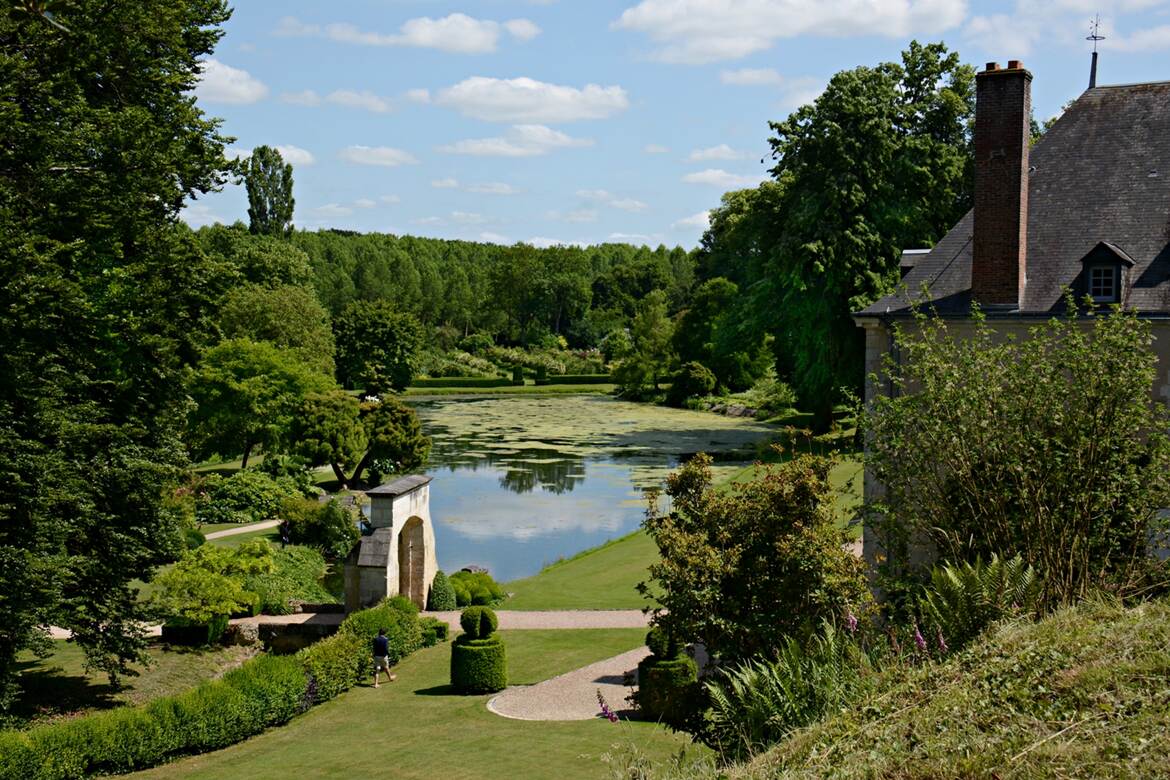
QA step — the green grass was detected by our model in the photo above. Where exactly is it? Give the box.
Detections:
[404,383,617,396]
[206,527,281,548]
[698,597,1170,780]
[505,531,658,611]
[131,629,703,780]
[9,640,255,728]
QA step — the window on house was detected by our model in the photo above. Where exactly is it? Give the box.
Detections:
[1089,265,1118,303]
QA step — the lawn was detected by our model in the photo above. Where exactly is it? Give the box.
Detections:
[9,640,255,728]
[131,629,703,780]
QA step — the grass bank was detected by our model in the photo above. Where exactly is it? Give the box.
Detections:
[132,629,702,780]
[696,597,1170,780]
[9,641,255,729]
[404,383,616,397]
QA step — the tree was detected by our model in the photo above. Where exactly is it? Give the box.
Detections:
[291,391,368,488]
[672,277,770,392]
[352,397,431,486]
[865,305,1170,607]
[641,453,870,665]
[150,541,274,625]
[245,145,294,237]
[0,0,233,705]
[613,291,674,396]
[333,301,423,394]
[218,283,336,375]
[187,339,334,468]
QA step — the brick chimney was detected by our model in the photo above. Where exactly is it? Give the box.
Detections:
[972,60,1032,309]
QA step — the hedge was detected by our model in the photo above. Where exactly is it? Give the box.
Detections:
[533,374,612,386]
[427,570,457,611]
[410,376,512,389]
[420,617,449,647]
[635,655,697,726]
[450,635,507,694]
[0,599,423,780]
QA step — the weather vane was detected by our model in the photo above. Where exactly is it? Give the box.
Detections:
[1087,14,1105,88]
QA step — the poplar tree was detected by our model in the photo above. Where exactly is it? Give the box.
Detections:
[245,145,295,237]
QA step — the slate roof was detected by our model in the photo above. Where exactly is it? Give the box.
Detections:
[860,80,1170,317]
[366,474,432,497]
[352,527,394,568]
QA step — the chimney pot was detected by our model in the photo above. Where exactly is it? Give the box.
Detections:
[1008,59,1023,70]
[985,61,1000,71]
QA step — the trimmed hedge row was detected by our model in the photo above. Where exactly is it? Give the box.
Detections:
[410,376,512,388]
[533,374,612,386]
[0,599,423,780]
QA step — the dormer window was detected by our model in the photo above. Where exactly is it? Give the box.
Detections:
[1089,265,1118,303]
[1079,241,1135,306]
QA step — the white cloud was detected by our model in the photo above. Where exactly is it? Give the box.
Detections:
[527,236,588,249]
[721,67,784,85]
[287,13,543,54]
[225,147,250,161]
[564,209,599,223]
[644,143,670,154]
[326,90,392,113]
[339,146,419,167]
[181,202,225,228]
[432,177,460,189]
[414,216,445,226]
[354,198,378,209]
[577,189,649,211]
[314,203,354,217]
[467,182,520,195]
[609,232,657,243]
[406,88,432,104]
[682,168,766,188]
[613,0,967,63]
[196,59,268,104]
[1102,24,1170,52]
[274,16,320,37]
[281,90,321,106]
[434,76,628,122]
[439,124,593,157]
[480,232,511,244]
[778,77,825,110]
[274,145,315,166]
[673,210,711,230]
[688,143,743,161]
[452,211,488,225]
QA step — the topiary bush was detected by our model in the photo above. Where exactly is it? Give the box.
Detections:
[420,617,449,647]
[427,570,457,611]
[451,607,507,693]
[635,655,697,726]
[449,570,505,607]
[666,361,717,407]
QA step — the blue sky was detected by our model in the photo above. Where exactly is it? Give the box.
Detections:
[184,1,1170,248]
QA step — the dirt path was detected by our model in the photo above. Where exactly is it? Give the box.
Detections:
[202,519,281,540]
[488,646,649,721]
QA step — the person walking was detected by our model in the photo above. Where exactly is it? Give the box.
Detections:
[372,628,396,688]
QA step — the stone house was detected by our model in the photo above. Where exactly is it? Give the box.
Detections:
[853,60,1170,566]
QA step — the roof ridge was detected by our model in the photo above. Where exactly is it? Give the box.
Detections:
[1089,79,1170,90]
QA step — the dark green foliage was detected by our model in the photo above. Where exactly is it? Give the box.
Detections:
[703,623,876,759]
[196,470,305,525]
[352,397,431,487]
[420,617,449,647]
[427,571,458,611]
[410,376,514,388]
[337,599,424,666]
[918,555,1042,650]
[635,655,697,726]
[160,615,230,647]
[613,290,674,396]
[866,307,1170,607]
[245,145,295,237]
[218,283,334,376]
[645,626,680,659]
[666,362,717,407]
[533,374,613,385]
[244,546,335,614]
[0,598,427,779]
[641,453,871,665]
[449,571,505,607]
[333,301,423,394]
[281,498,360,560]
[184,528,207,550]
[0,0,234,709]
[512,365,526,385]
[450,635,507,694]
[458,606,499,639]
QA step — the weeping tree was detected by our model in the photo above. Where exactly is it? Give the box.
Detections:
[245,145,295,237]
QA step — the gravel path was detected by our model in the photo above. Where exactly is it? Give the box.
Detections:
[202,519,281,540]
[425,609,650,631]
[488,646,649,721]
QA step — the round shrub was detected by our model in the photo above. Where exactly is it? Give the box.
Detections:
[635,655,698,726]
[450,634,507,694]
[666,361,717,407]
[645,626,680,659]
[184,527,206,550]
[459,606,498,639]
[196,470,303,525]
[427,570,457,611]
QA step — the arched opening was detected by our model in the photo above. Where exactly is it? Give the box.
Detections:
[398,516,426,608]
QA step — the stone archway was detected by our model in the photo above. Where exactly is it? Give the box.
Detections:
[398,516,426,608]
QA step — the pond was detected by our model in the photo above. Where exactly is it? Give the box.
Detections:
[396,395,778,582]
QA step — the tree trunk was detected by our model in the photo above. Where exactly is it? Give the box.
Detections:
[241,441,253,470]
[350,449,374,488]
[330,461,350,491]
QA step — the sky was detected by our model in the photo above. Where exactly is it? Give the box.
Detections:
[183,1,1170,248]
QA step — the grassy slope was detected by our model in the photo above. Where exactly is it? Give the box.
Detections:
[132,629,702,780]
[10,641,255,728]
[718,598,1170,780]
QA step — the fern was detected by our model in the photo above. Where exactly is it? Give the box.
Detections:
[919,553,1042,650]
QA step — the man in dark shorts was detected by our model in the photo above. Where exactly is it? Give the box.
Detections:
[372,628,396,688]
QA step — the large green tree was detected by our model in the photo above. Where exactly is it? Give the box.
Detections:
[218,283,336,375]
[333,301,423,394]
[244,145,294,237]
[0,0,233,706]
[187,339,333,468]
